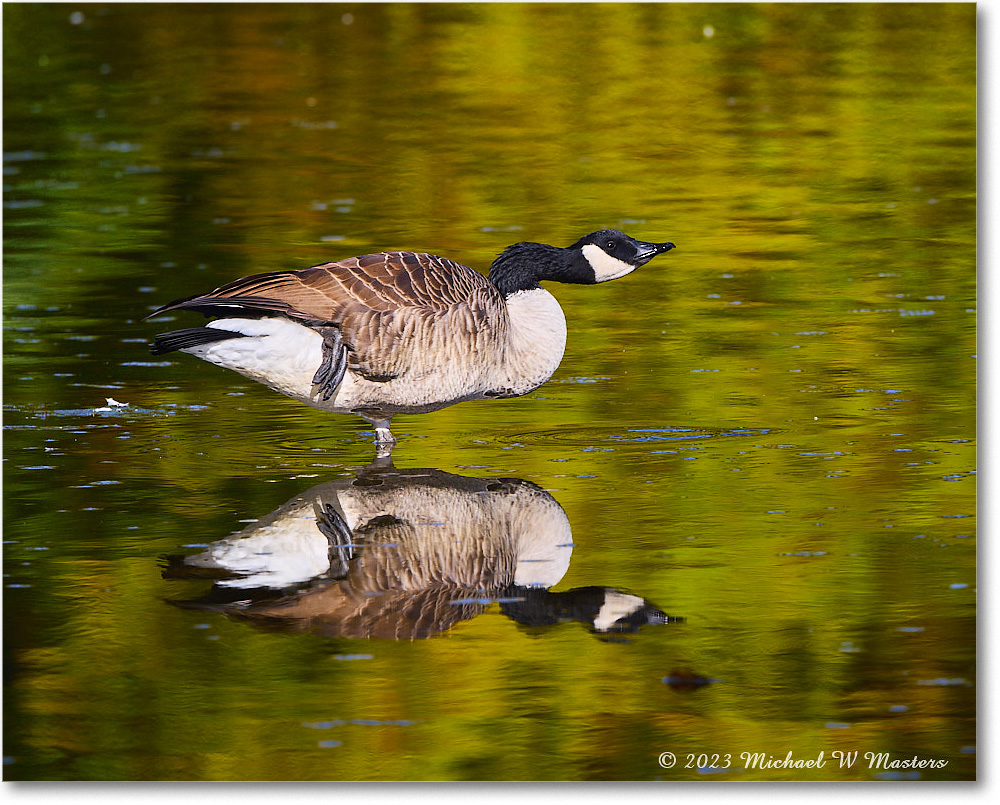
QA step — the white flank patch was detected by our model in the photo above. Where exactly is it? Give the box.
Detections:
[582,243,637,283]
[185,317,324,400]
[592,591,645,632]
[185,501,333,589]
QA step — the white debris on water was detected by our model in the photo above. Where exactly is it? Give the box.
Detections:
[93,397,129,412]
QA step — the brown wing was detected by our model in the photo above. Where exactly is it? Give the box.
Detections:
[147,252,495,322]
[148,252,507,381]
[234,585,490,639]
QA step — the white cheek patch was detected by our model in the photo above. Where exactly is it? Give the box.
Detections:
[592,591,645,632]
[582,243,637,283]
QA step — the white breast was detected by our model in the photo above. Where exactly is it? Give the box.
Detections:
[497,288,568,394]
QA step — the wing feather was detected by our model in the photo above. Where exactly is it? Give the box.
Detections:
[148,253,495,321]
[146,252,508,382]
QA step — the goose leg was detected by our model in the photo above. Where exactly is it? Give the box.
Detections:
[311,327,348,402]
[355,409,397,449]
[314,502,356,579]
[373,427,396,458]
[373,421,396,460]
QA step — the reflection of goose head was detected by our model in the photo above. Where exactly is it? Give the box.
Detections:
[501,586,676,634]
[164,459,677,639]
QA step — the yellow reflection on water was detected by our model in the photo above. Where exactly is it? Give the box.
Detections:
[3,1,974,782]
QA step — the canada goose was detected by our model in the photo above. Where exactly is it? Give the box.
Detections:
[164,459,676,639]
[147,229,675,444]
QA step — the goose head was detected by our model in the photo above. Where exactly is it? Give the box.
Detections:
[570,229,676,283]
[488,229,676,296]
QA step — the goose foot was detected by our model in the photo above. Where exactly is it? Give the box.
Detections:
[355,410,396,450]
[373,426,397,458]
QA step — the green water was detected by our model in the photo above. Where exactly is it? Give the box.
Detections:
[3,3,975,782]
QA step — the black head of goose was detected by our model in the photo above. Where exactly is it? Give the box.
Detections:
[147,229,675,445]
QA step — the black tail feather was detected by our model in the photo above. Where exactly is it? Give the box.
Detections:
[144,296,295,321]
[150,327,248,356]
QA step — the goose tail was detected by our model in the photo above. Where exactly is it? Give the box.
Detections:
[150,326,248,356]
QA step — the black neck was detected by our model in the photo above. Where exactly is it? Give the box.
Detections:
[488,242,591,297]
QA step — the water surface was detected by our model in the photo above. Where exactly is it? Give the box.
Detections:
[3,3,975,781]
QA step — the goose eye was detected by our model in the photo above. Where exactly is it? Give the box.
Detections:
[605,240,616,251]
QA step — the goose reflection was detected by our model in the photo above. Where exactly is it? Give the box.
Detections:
[163,458,678,639]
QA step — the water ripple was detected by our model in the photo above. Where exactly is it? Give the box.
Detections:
[494,425,776,448]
